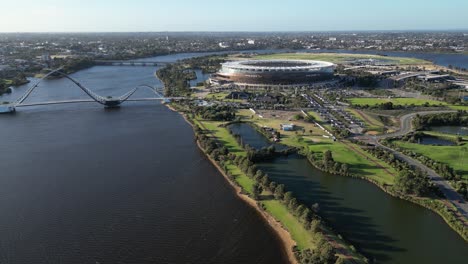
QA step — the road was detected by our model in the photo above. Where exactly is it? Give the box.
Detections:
[376,110,456,139]
[356,110,468,219]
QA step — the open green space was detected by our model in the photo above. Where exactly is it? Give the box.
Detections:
[262,200,315,250]
[307,140,396,185]
[226,162,255,192]
[346,108,385,133]
[393,140,468,179]
[197,119,247,156]
[252,52,431,65]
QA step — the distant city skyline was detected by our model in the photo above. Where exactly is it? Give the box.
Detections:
[1,0,467,32]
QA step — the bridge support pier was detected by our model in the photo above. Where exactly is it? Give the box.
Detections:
[0,104,16,114]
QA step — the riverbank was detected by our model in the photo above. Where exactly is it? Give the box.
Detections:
[167,103,369,264]
[164,104,297,264]
[235,109,468,241]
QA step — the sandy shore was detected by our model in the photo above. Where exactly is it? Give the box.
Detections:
[165,104,298,264]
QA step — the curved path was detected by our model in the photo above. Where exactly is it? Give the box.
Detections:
[356,110,468,219]
[376,110,456,139]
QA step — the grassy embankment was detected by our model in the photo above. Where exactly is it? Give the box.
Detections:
[392,132,468,180]
[236,109,396,186]
[236,109,468,240]
[348,97,468,111]
[252,52,431,65]
[346,108,386,134]
[193,115,365,262]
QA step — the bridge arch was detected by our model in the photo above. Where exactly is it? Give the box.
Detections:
[15,69,166,107]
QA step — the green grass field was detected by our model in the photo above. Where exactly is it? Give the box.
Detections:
[226,163,255,192]
[261,200,315,250]
[306,140,396,185]
[346,108,385,133]
[198,120,247,156]
[253,52,431,65]
[393,140,468,179]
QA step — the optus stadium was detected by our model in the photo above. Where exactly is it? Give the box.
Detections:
[212,59,336,87]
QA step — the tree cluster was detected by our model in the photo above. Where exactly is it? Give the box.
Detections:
[194,105,236,121]
[413,111,468,130]
[364,146,433,196]
[156,64,192,96]
[307,150,350,176]
[228,154,339,264]
[183,55,226,73]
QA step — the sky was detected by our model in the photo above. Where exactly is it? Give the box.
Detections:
[0,0,467,32]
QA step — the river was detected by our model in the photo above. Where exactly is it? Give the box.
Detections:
[0,55,288,263]
[229,122,468,264]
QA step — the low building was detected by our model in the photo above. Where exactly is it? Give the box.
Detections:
[280,124,295,131]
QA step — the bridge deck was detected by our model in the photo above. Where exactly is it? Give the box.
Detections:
[15,98,182,107]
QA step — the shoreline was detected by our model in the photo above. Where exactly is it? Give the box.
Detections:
[165,104,298,264]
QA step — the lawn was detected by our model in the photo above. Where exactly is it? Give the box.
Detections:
[262,200,315,250]
[305,140,396,185]
[346,108,385,133]
[226,162,255,193]
[252,52,431,65]
[393,140,468,179]
[197,119,247,156]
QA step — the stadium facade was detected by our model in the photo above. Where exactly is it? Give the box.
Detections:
[212,59,335,87]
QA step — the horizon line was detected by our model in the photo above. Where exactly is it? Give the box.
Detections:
[1,29,468,34]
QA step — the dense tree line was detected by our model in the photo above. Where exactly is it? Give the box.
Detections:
[0,73,29,96]
[352,101,444,111]
[307,150,350,176]
[183,55,227,73]
[194,105,236,121]
[157,64,192,96]
[342,71,380,87]
[228,154,340,264]
[382,140,466,198]
[413,111,468,130]
[50,57,97,75]
[364,146,433,196]
[0,79,12,95]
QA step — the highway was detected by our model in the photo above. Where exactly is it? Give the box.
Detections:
[357,110,468,218]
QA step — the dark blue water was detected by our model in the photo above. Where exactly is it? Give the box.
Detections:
[419,136,456,146]
[0,55,288,264]
[430,126,468,136]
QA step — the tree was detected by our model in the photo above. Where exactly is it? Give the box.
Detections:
[283,191,293,204]
[274,184,285,200]
[340,163,349,175]
[252,183,263,200]
[300,208,313,224]
[269,181,277,192]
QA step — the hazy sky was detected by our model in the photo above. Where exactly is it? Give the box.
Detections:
[1,0,467,32]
